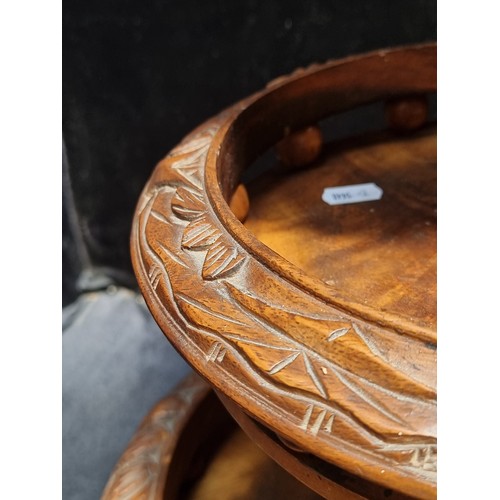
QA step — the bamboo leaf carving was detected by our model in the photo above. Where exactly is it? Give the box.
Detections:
[202,241,246,280]
[171,187,205,220]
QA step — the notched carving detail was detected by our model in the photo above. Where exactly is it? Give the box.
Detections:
[409,446,437,472]
[148,265,162,290]
[299,404,335,436]
[206,342,227,363]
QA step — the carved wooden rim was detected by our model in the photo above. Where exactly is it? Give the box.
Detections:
[206,46,437,344]
[131,44,436,499]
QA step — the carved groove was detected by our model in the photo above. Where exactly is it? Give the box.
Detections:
[268,351,301,375]
[299,405,335,437]
[206,342,227,363]
[327,327,350,342]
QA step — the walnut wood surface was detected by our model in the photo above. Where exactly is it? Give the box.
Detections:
[187,419,322,500]
[131,45,437,498]
[245,127,436,332]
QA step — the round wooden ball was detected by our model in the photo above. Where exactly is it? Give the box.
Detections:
[385,95,428,132]
[275,126,323,168]
[229,184,250,223]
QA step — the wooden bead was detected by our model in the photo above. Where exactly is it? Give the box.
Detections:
[385,95,428,131]
[275,125,322,168]
[229,183,250,223]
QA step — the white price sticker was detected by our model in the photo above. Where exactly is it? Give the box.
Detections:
[322,183,383,206]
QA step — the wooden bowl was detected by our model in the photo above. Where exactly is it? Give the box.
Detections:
[131,44,436,498]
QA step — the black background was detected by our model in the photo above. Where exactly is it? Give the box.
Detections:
[63,0,436,305]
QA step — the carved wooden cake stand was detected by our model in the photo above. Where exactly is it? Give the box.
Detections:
[123,44,436,499]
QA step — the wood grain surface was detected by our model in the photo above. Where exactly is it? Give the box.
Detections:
[245,127,436,332]
[131,45,437,498]
[187,419,322,500]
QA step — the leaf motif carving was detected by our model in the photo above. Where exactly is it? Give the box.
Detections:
[268,351,301,375]
[165,126,247,282]
[327,327,350,342]
[206,342,227,363]
[171,187,205,220]
[202,240,246,280]
[302,352,328,399]
[181,215,221,249]
[225,282,433,400]
[409,446,436,472]
[162,129,218,190]
[169,129,216,157]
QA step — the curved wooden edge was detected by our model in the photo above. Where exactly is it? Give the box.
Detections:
[131,44,436,498]
[218,392,429,500]
[206,43,437,343]
[101,373,211,500]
